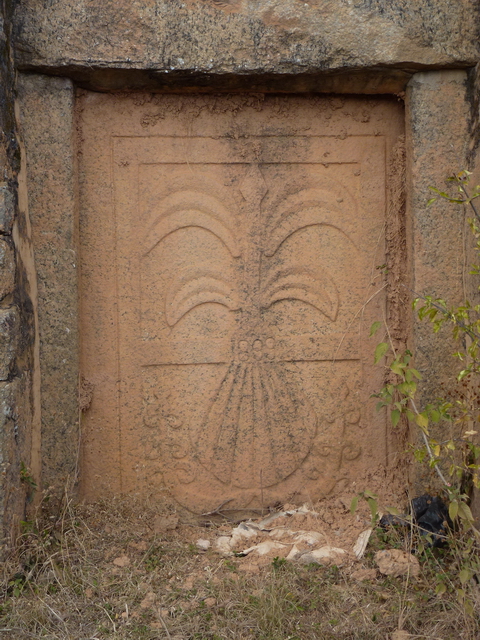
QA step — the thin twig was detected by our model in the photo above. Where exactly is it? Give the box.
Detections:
[157,609,172,639]
[37,596,65,625]
[331,283,387,365]
[201,498,234,517]
[460,183,480,224]
[410,397,450,487]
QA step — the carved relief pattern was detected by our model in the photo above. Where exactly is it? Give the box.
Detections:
[141,162,363,506]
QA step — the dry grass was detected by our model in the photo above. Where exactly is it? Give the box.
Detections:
[0,494,479,640]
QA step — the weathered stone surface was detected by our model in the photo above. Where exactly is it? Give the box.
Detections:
[0,238,15,300]
[406,70,472,490]
[0,377,37,552]
[0,307,18,380]
[0,184,14,235]
[0,380,19,548]
[12,1,480,93]
[78,91,403,508]
[0,1,42,555]
[17,74,79,491]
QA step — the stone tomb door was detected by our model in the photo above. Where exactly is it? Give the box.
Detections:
[78,93,404,512]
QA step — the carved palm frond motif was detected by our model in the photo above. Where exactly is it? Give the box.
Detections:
[146,165,353,490]
[144,190,240,258]
[165,273,241,328]
[259,265,338,321]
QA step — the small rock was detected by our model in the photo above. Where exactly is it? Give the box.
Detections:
[140,592,156,609]
[215,536,233,556]
[298,546,347,567]
[113,555,130,567]
[182,575,195,590]
[204,597,216,608]
[129,540,148,552]
[375,549,420,577]
[242,540,290,557]
[350,568,377,581]
[230,523,260,548]
[196,538,211,551]
[154,514,179,533]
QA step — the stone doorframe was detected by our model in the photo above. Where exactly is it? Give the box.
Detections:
[4,67,474,536]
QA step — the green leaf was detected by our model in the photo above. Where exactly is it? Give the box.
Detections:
[465,599,475,617]
[391,409,401,428]
[367,497,378,524]
[459,569,471,585]
[414,448,426,463]
[427,197,437,207]
[415,413,429,430]
[390,361,405,376]
[457,502,474,524]
[398,381,417,396]
[435,582,447,596]
[374,342,389,364]
[350,495,359,515]
[449,500,459,521]
[369,321,382,337]
[429,187,450,198]
[406,409,415,422]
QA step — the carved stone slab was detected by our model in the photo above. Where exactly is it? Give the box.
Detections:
[78,94,404,511]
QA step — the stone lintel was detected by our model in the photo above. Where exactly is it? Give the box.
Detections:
[13,0,480,86]
[17,65,416,96]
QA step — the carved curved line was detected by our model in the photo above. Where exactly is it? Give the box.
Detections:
[149,190,237,229]
[144,189,239,256]
[166,273,237,311]
[259,363,316,479]
[256,363,300,483]
[271,188,356,228]
[166,275,241,327]
[266,286,338,321]
[260,267,339,321]
[196,362,248,484]
[265,212,355,258]
[145,211,241,257]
